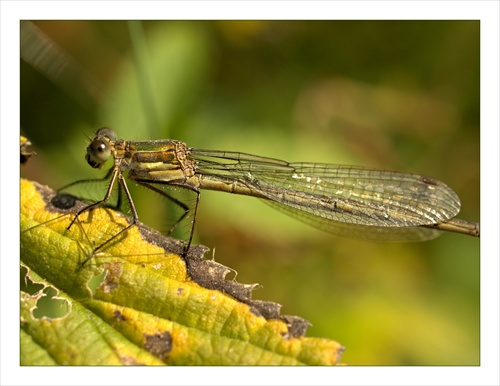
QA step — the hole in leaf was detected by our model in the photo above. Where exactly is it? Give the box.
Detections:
[32,287,70,319]
[20,266,44,295]
[88,269,107,295]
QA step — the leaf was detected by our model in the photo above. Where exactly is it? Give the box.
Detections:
[20,178,344,365]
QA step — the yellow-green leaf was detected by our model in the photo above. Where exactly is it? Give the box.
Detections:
[21,178,344,365]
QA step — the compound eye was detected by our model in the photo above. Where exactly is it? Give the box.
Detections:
[86,139,111,169]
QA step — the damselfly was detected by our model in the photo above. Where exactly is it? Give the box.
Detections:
[61,127,479,264]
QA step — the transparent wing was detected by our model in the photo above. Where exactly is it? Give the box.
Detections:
[191,150,461,241]
[262,198,441,241]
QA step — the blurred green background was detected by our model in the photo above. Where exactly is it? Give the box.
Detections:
[20,20,479,365]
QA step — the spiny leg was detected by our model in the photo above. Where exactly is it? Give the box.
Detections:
[64,167,120,231]
[134,179,201,264]
[135,181,192,236]
[81,172,139,265]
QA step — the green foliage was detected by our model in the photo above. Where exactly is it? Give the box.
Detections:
[21,178,344,365]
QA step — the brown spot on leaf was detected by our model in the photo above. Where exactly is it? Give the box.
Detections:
[113,310,126,322]
[144,331,173,360]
